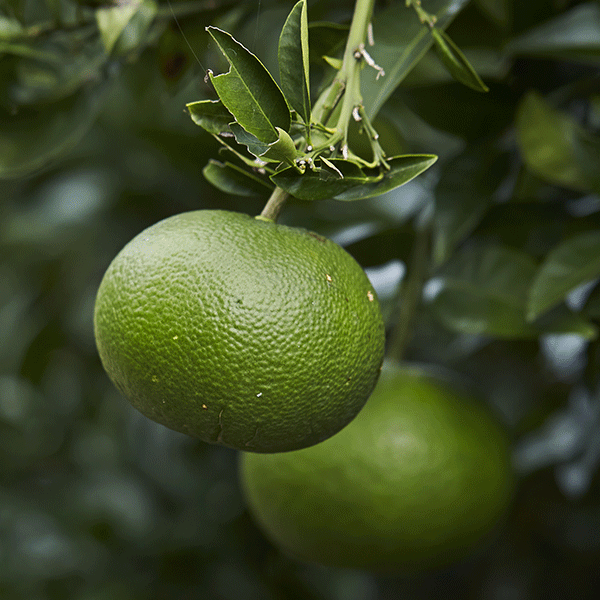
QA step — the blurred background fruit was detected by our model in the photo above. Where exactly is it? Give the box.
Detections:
[241,362,515,572]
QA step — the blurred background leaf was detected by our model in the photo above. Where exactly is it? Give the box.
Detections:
[4,1,600,599]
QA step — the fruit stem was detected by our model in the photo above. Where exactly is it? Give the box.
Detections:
[388,211,432,362]
[258,187,289,222]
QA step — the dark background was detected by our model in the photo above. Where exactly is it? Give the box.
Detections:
[2,0,600,598]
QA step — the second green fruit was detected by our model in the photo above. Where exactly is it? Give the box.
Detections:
[241,362,515,571]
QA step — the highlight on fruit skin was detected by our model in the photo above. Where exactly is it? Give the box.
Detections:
[240,361,516,572]
[93,210,385,453]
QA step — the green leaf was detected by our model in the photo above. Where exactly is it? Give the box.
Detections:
[433,146,508,266]
[505,2,600,65]
[426,243,539,338]
[516,91,600,192]
[260,128,298,165]
[528,231,600,321]
[229,123,271,158]
[203,160,273,196]
[362,0,470,119]
[278,0,310,125]
[332,154,438,201]
[402,46,509,88]
[186,99,234,135]
[0,42,62,62]
[0,85,107,179]
[271,159,368,200]
[207,26,290,143]
[431,28,489,92]
[534,305,597,340]
[271,154,437,201]
[96,0,156,55]
[229,123,298,165]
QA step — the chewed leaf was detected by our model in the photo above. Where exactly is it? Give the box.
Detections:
[431,28,489,92]
[260,128,299,165]
[207,27,290,143]
[203,160,273,196]
[278,0,311,124]
[333,155,438,201]
[187,99,234,135]
[230,123,272,160]
[229,124,298,165]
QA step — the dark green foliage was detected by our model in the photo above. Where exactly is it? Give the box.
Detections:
[3,0,600,598]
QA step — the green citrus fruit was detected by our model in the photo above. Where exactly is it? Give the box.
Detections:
[93,210,385,453]
[240,362,515,572]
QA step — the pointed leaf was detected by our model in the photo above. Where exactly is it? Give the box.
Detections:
[187,99,234,135]
[362,0,471,119]
[426,243,539,338]
[528,231,600,321]
[516,91,600,192]
[271,159,368,200]
[506,2,600,65]
[278,0,311,124]
[207,26,290,142]
[203,159,273,196]
[332,154,437,201]
[431,28,489,92]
